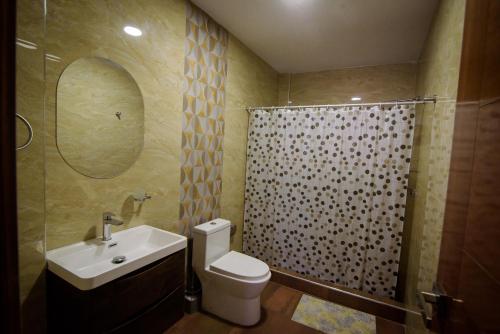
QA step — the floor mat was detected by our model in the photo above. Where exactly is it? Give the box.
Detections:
[291,294,376,334]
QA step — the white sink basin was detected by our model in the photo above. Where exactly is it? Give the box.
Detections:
[46,225,187,290]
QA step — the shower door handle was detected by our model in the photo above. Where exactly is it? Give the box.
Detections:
[416,283,461,329]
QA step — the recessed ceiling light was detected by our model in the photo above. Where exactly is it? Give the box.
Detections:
[351,96,362,101]
[123,26,142,37]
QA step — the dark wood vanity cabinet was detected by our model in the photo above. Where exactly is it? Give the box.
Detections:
[47,249,185,334]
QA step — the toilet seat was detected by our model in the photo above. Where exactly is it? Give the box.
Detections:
[209,251,269,281]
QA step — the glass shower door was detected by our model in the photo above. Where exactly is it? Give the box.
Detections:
[16,0,46,333]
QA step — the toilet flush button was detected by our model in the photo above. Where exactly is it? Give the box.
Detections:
[210,222,216,225]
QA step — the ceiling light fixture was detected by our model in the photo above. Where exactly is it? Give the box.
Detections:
[351,96,362,101]
[123,26,142,37]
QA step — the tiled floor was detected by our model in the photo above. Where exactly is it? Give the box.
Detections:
[164,282,405,334]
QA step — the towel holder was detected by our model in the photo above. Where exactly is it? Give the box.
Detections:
[16,113,33,151]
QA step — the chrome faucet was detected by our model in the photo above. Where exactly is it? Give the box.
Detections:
[102,212,123,241]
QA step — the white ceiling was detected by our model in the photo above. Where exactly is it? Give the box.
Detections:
[192,0,439,73]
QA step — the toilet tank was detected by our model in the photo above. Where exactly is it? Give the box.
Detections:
[193,219,231,270]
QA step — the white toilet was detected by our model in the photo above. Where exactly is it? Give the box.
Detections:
[193,219,271,326]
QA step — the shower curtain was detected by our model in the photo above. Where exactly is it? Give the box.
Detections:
[243,105,416,297]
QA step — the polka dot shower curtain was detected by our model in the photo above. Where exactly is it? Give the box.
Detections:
[243,105,416,298]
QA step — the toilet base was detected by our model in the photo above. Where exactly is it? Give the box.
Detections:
[202,286,261,326]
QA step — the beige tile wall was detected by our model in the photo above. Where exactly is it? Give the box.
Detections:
[405,0,466,309]
[44,0,187,250]
[223,35,279,250]
[278,63,418,105]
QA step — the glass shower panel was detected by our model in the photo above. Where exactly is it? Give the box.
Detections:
[16,0,46,333]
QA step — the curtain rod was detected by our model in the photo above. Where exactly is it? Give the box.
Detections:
[246,96,437,111]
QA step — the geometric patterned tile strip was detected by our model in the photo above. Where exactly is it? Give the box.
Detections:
[179,3,228,235]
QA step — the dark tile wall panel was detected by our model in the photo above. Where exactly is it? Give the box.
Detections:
[438,0,500,332]
[463,101,500,281]
[458,253,500,332]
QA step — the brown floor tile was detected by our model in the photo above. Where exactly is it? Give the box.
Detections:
[165,282,406,334]
[164,312,233,334]
[261,282,303,317]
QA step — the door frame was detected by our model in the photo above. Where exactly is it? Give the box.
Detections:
[0,0,21,333]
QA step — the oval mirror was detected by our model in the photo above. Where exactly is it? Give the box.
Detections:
[56,57,144,178]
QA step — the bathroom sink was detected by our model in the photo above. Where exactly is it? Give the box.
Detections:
[46,225,187,290]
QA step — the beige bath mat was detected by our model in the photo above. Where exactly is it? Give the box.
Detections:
[291,294,376,334]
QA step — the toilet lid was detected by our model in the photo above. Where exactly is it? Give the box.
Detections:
[209,251,269,281]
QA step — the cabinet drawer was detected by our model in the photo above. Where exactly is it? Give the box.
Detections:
[107,249,185,327]
[107,285,184,334]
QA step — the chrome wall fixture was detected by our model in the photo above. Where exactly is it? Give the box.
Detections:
[16,113,33,151]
